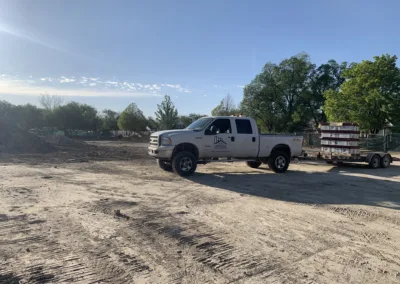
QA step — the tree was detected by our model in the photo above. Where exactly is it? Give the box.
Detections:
[179,113,206,127]
[324,54,400,133]
[155,95,179,130]
[13,104,45,130]
[51,102,101,134]
[101,109,119,131]
[241,70,284,132]
[240,53,314,132]
[39,95,63,111]
[118,103,147,132]
[0,100,15,120]
[305,60,349,127]
[211,94,238,116]
[146,117,159,130]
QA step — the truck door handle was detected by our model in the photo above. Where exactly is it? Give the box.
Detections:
[252,137,256,142]
[228,136,235,142]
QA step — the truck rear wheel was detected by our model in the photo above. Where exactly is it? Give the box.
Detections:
[246,161,262,168]
[157,159,172,171]
[369,154,381,169]
[172,151,197,176]
[268,151,289,173]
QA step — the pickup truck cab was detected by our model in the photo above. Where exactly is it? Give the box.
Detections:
[148,116,303,176]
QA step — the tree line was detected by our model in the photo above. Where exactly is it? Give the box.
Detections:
[219,52,399,134]
[1,52,399,135]
[0,94,205,135]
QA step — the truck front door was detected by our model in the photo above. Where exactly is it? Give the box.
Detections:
[203,118,235,158]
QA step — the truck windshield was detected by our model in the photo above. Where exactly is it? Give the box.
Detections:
[186,117,214,131]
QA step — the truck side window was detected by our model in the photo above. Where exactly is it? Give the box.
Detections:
[205,119,231,135]
[235,119,253,134]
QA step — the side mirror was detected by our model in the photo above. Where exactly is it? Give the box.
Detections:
[205,128,212,135]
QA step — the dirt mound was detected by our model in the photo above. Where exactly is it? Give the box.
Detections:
[44,135,85,147]
[123,134,150,143]
[0,121,54,153]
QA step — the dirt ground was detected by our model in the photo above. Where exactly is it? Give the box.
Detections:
[0,141,399,284]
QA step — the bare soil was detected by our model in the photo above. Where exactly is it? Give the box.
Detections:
[0,140,400,284]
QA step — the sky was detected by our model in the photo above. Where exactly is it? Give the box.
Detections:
[0,0,399,116]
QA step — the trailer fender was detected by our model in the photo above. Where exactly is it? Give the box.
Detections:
[365,153,377,164]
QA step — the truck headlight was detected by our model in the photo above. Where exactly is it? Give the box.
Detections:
[160,136,172,146]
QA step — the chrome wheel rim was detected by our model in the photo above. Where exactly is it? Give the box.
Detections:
[180,157,192,172]
[275,156,286,169]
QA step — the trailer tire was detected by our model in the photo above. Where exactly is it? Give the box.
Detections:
[172,151,197,176]
[326,161,334,165]
[369,154,381,169]
[246,161,262,169]
[268,151,290,173]
[157,159,172,171]
[381,154,391,168]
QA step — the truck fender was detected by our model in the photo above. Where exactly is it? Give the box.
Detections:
[271,144,291,158]
[172,143,199,160]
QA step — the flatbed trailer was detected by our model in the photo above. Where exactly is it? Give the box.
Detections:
[300,151,393,169]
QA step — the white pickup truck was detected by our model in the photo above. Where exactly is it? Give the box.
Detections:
[148,116,303,176]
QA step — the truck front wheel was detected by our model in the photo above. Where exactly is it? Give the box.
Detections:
[172,151,197,176]
[246,161,262,168]
[157,159,172,171]
[268,151,289,173]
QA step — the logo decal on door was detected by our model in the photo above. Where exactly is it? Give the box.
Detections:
[214,136,227,149]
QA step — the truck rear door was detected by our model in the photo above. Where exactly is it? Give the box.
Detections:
[233,118,259,158]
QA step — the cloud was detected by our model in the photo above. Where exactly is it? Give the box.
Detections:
[0,76,158,98]
[105,81,119,85]
[161,83,191,93]
[236,85,244,88]
[40,77,53,82]
[59,76,75,83]
[0,74,191,98]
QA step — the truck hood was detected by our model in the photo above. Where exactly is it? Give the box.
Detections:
[151,129,193,137]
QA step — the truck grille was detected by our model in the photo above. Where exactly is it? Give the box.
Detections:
[150,135,159,146]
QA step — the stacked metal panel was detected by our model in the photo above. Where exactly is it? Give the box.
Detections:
[320,122,360,156]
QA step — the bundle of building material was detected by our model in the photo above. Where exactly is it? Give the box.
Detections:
[320,122,360,158]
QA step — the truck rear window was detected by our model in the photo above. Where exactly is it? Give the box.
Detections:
[235,119,253,134]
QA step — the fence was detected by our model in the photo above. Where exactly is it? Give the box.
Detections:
[300,132,400,153]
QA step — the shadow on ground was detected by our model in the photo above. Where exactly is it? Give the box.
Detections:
[188,162,400,210]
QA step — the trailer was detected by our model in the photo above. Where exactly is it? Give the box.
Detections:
[302,151,393,169]
[301,122,393,169]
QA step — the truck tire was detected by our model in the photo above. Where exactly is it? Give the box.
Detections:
[172,151,197,176]
[157,159,172,171]
[246,161,262,168]
[381,154,391,168]
[369,154,381,169]
[268,151,290,173]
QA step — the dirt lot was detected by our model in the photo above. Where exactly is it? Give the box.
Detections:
[0,141,399,284]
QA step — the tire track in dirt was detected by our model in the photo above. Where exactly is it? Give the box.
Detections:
[0,214,93,283]
[89,198,280,283]
[0,210,153,284]
[312,204,400,225]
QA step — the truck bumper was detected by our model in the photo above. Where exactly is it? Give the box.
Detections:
[148,145,174,160]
